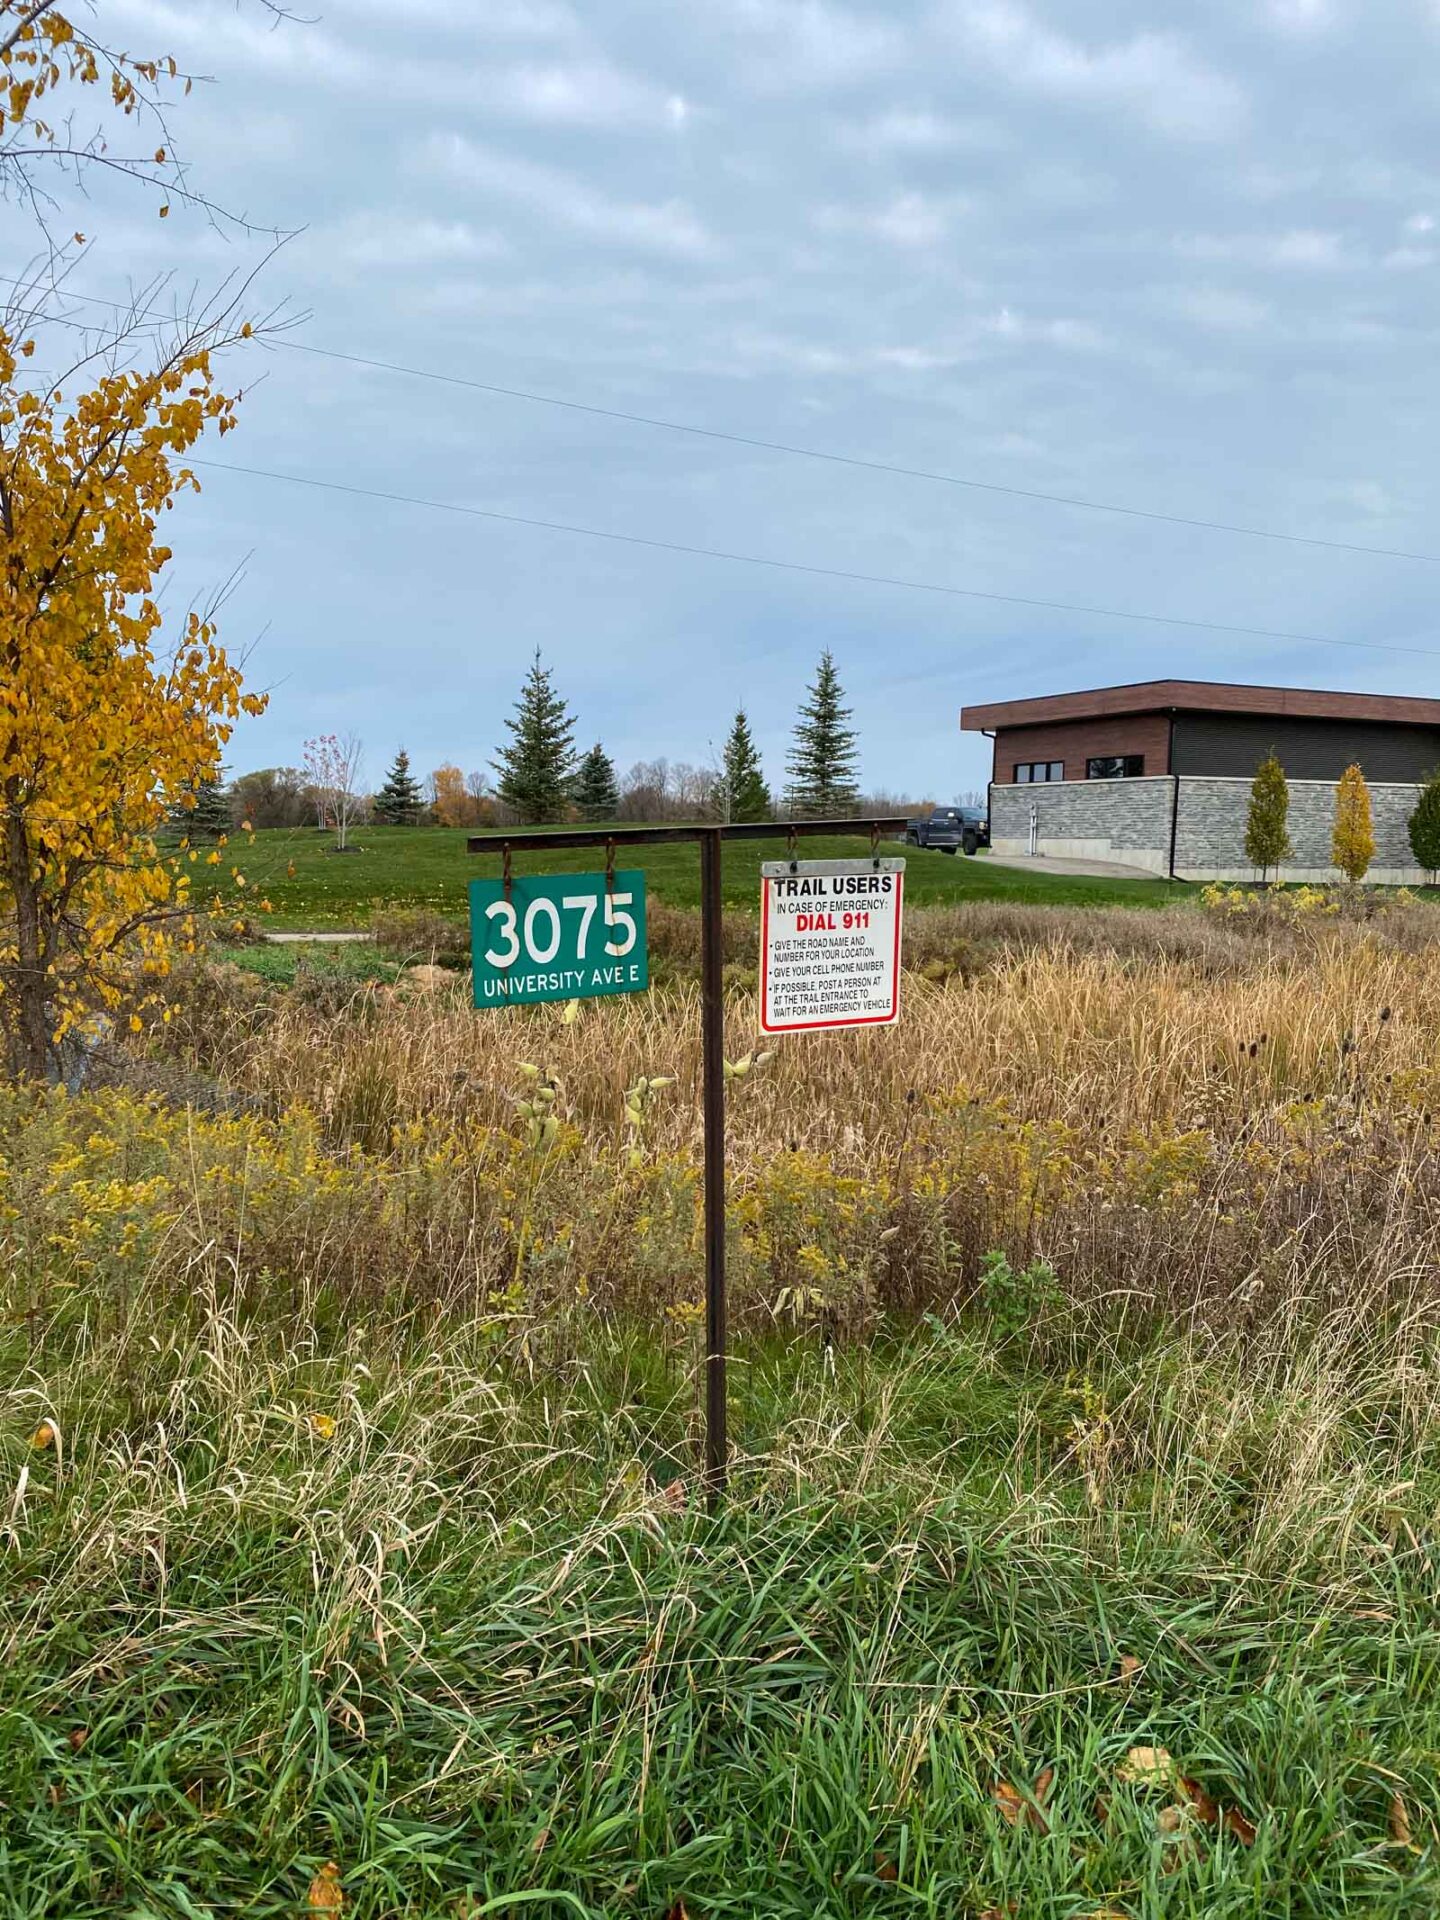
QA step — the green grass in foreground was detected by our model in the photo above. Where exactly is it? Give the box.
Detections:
[2,1297,1436,1919]
[238,826,1189,929]
[212,940,402,988]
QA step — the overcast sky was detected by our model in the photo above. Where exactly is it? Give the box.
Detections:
[11,0,1440,798]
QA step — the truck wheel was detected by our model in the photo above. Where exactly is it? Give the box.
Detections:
[962,832,978,856]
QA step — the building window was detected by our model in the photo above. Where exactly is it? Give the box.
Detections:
[1013,760,1065,783]
[1086,755,1145,780]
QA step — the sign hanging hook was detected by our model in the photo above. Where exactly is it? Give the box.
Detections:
[787,824,798,874]
[870,821,882,870]
[605,835,616,894]
[502,841,513,902]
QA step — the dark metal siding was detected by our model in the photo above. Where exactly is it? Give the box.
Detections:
[1172,713,1440,782]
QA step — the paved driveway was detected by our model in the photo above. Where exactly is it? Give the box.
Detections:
[979,852,1168,881]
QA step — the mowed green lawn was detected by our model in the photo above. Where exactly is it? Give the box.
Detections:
[240,826,1187,929]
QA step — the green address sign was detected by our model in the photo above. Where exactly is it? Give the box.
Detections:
[469,870,649,1008]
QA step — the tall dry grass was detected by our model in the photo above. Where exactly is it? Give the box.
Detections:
[7,900,1440,1915]
[119,906,1440,1350]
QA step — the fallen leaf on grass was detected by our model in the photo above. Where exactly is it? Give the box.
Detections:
[308,1862,344,1914]
[991,1765,1054,1831]
[1389,1792,1412,1847]
[660,1477,688,1512]
[530,1826,551,1856]
[1118,1745,1175,1788]
[1223,1805,1258,1846]
[1177,1777,1219,1826]
[1353,1608,1393,1623]
[29,1422,55,1451]
[873,1852,898,1881]
[306,1413,337,1441]
[1118,1654,1143,1682]
[67,1727,89,1753]
[661,1905,691,1920]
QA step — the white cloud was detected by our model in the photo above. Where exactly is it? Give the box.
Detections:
[1266,0,1337,32]
[817,190,959,248]
[426,135,716,257]
[1341,480,1394,517]
[345,0,577,31]
[981,307,1107,350]
[1383,245,1436,270]
[842,107,989,152]
[949,2,1246,140]
[483,61,684,129]
[1176,228,1352,270]
[874,344,961,370]
[1270,228,1346,267]
[705,0,901,87]
[316,214,510,271]
[1173,286,1273,332]
[1405,212,1435,234]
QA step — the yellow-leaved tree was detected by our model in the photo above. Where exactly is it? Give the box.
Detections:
[0,313,265,1078]
[0,1,287,225]
[1331,761,1376,885]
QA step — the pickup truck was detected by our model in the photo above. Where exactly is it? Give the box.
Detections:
[904,805,990,856]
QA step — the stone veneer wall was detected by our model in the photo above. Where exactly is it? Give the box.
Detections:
[988,777,1175,877]
[988,775,1429,883]
[1172,776,1427,884]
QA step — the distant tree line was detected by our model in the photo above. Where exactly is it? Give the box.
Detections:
[217,647,939,836]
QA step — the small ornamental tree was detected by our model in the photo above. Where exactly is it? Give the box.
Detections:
[721,709,771,821]
[0,319,264,1079]
[431,763,482,828]
[573,743,619,821]
[303,733,364,849]
[1408,771,1440,882]
[1332,761,1375,884]
[374,748,423,825]
[785,651,859,817]
[493,651,577,825]
[1243,752,1292,883]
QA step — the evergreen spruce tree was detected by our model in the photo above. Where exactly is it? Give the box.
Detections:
[492,651,578,824]
[784,651,859,817]
[1243,752,1292,883]
[171,770,231,839]
[721,709,771,822]
[1408,770,1440,882]
[573,743,620,821]
[373,748,424,825]
[1332,762,1376,884]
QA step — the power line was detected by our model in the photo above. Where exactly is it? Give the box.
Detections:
[10,273,1440,570]
[277,341,1440,570]
[187,452,1440,661]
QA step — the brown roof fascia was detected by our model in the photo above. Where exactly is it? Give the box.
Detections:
[960,679,1440,732]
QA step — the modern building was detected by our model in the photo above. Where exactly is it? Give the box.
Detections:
[959,680,1440,881]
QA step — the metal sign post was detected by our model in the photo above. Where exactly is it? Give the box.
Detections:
[469,817,907,1509]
